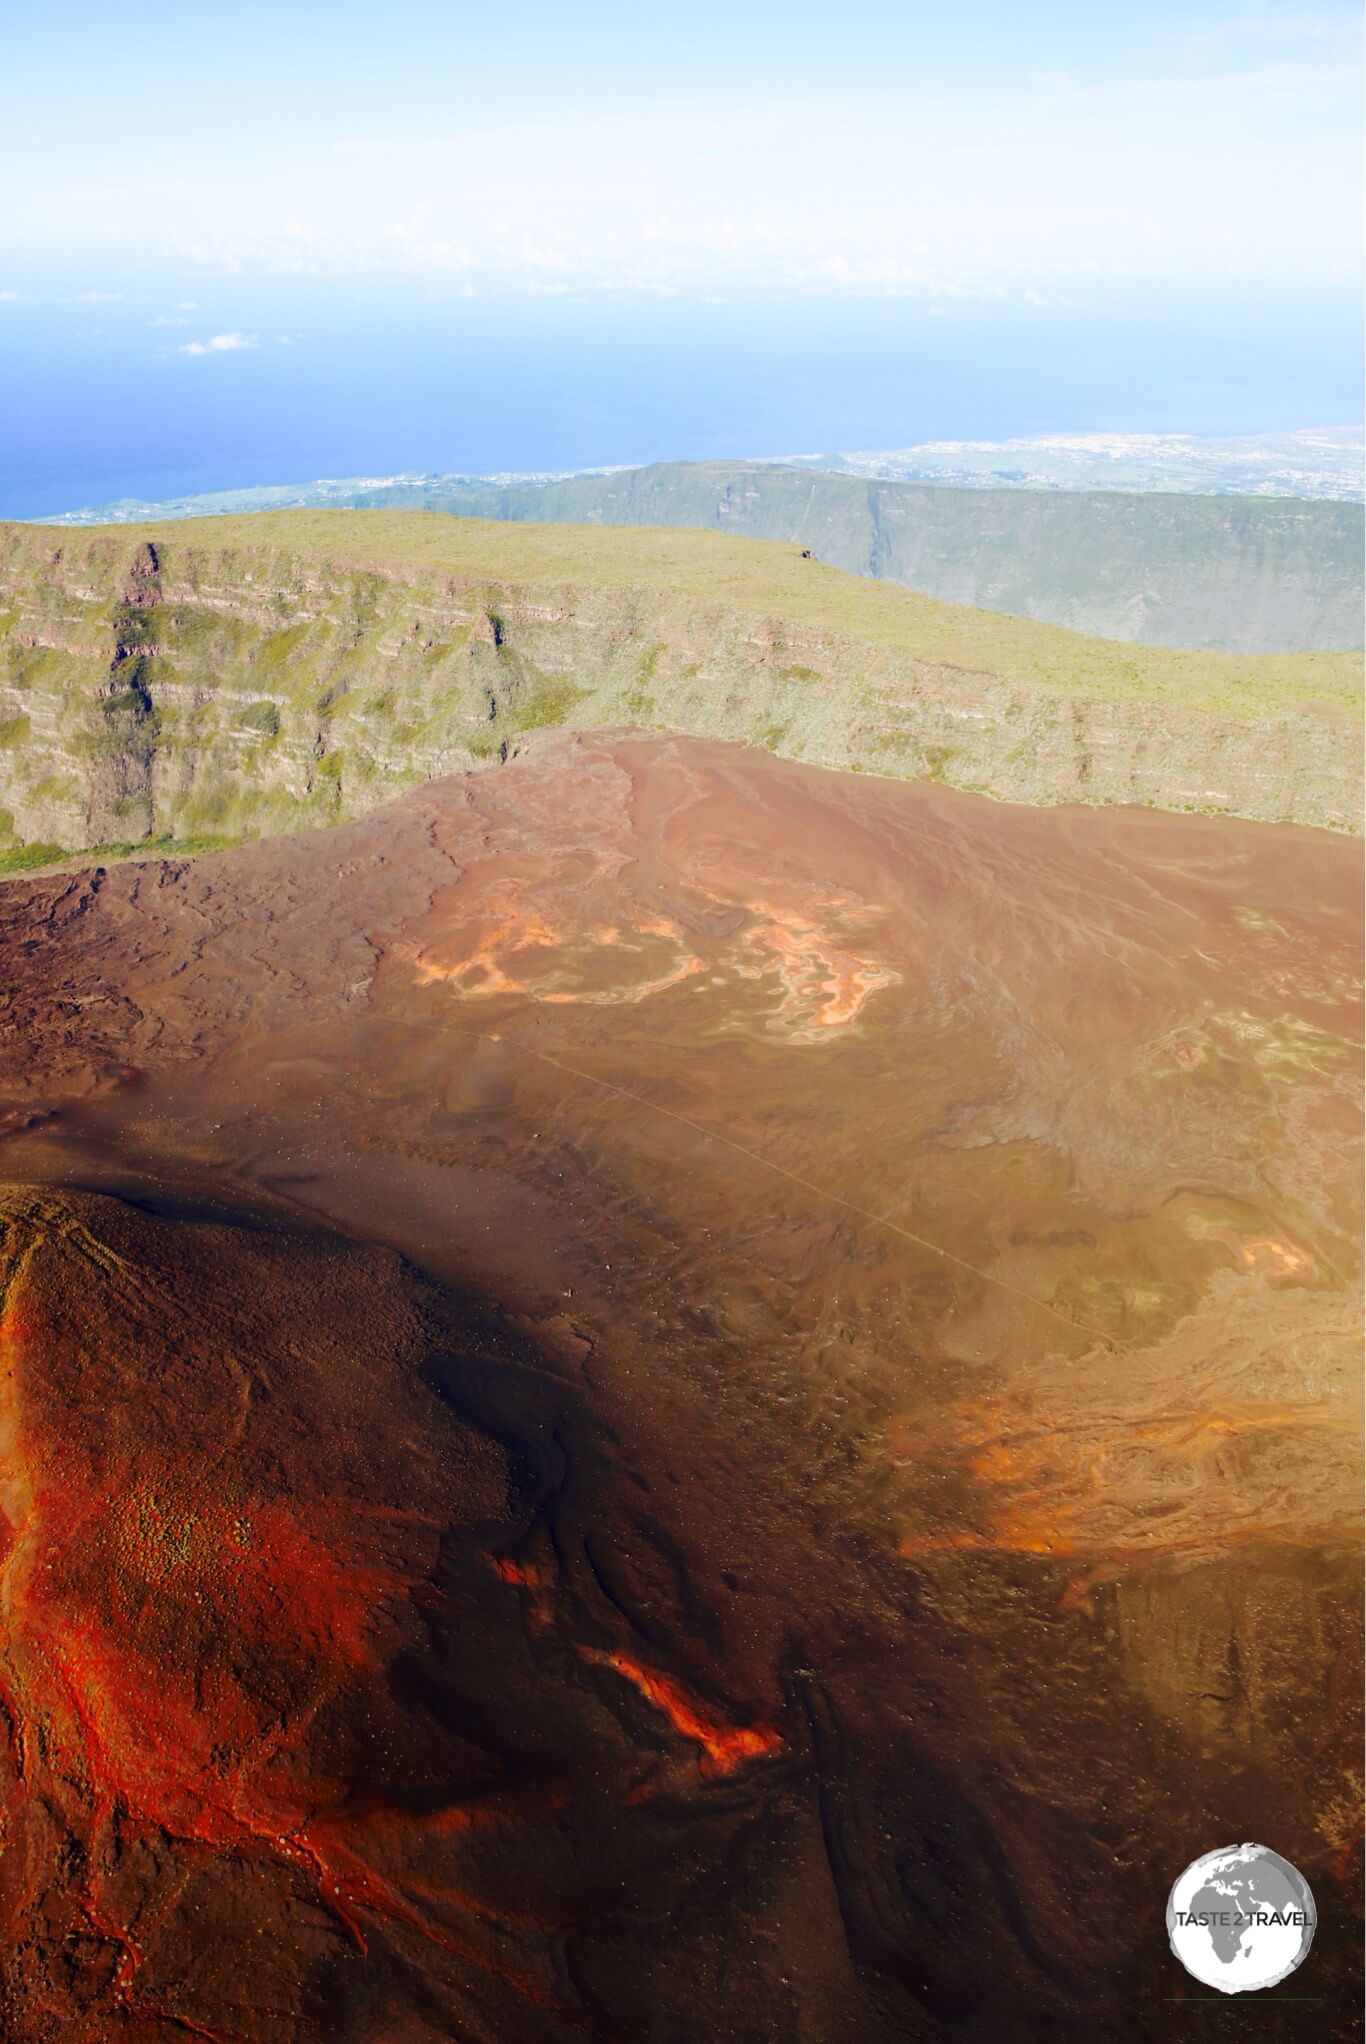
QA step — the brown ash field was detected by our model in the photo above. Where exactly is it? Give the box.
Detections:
[0,730,1360,2041]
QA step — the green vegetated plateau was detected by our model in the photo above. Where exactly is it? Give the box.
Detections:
[0,508,1359,872]
[252,461,1366,655]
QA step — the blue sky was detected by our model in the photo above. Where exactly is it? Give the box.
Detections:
[1,1,1361,508]
[6,0,1360,297]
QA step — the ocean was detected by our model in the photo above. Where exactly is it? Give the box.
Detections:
[2,279,1361,519]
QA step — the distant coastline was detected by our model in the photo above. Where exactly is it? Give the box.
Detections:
[39,427,1366,527]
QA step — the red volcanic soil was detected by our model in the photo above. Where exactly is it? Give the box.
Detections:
[0,732,1360,2042]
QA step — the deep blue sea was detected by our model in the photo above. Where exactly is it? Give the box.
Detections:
[1,280,1361,518]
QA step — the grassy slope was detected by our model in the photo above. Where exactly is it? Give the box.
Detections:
[365,462,1366,650]
[74,461,1363,654]
[86,510,1362,721]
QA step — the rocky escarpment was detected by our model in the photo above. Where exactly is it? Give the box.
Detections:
[84,538,161,842]
[58,463,1366,655]
[0,514,1359,864]
[396,462,1366,655]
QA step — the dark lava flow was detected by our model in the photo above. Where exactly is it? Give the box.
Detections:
[0,732,1360,2042]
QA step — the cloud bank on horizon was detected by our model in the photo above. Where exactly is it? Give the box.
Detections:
[1,0,1360,305]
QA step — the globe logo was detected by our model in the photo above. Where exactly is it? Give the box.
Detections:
[1167,1844,1316,1994]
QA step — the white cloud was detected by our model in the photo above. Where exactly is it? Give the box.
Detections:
[78,289,125,302]
[179,331,259,356]
[0,290,22,302]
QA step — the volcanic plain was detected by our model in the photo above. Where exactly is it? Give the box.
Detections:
[0,728,1360,2041]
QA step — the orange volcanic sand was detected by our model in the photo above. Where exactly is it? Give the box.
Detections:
[0,1192,582,2037]
[576,1649,781,1777]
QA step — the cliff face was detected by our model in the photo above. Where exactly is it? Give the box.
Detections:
[0,517,1358,865]
[340,463,1366,654]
